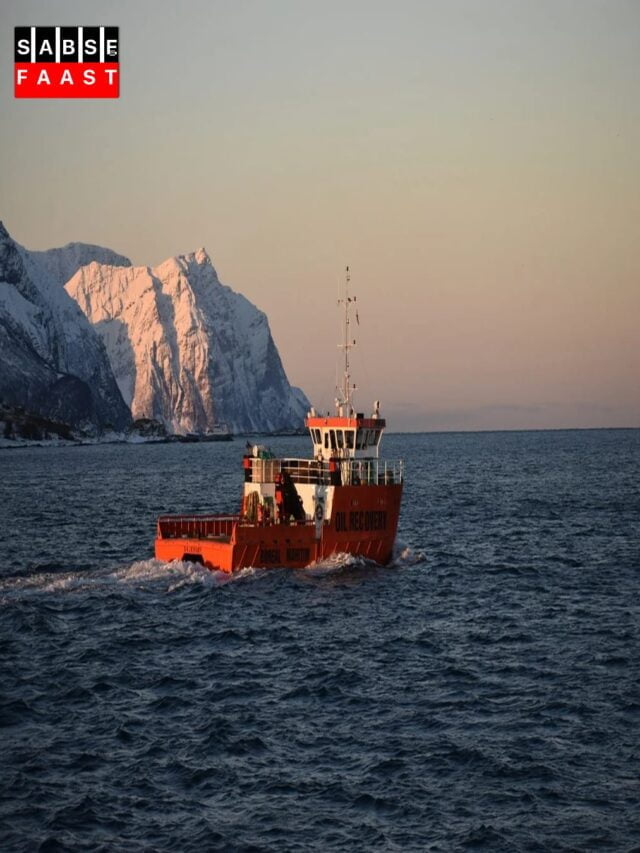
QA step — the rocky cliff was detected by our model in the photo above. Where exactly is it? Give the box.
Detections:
[1,223,309,434]
[66,248,309,433]
[0,223,132,431]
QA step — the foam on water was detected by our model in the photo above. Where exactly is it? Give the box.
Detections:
[114,558,230,590]
[391,540,426,567]
[0,559,270,602]
[0,550,418,603]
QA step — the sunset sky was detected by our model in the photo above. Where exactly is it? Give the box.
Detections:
[2,0,638,430]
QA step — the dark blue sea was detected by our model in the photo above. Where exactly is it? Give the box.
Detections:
[1,430,639,852]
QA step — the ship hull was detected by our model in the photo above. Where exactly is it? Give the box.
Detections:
[155,484,402,573]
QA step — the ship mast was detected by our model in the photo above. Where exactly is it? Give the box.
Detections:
[336,265,356,415]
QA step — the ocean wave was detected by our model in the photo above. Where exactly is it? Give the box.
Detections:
[391,540,427,567]
[0,541,426,603]
[0,559,256,602]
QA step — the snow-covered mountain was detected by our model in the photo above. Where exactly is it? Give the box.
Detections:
[66,248,309,433]
[1,222,309,434]
[0,222,132,431]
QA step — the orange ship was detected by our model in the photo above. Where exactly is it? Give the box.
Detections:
[154,268,403,573]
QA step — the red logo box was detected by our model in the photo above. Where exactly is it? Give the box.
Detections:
[14,26,119,98]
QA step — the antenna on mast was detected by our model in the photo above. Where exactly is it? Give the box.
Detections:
[336,265,357,415]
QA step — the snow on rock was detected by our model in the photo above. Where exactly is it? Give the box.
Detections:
[66,248,310,433]
[29,242,131,291]
[1,220,310,435]
[0,222,131,431]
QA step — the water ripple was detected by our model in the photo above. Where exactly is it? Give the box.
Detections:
[1,431,639,851]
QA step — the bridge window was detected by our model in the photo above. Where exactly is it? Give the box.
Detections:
[329,430,337,450]
[324,432,329,449]
[346,430,355,449]
[355,429,381,449]
[336,430,344,449]
[313,429,321,444]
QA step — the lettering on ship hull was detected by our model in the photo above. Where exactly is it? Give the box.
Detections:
[334,510,388,532]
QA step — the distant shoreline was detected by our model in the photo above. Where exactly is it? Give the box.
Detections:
[2,424,637,451]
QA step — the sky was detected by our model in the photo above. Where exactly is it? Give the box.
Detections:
[2,0,638,430]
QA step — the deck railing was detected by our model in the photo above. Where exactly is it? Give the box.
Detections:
[248,457,403,487]
[157,514,238,540]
